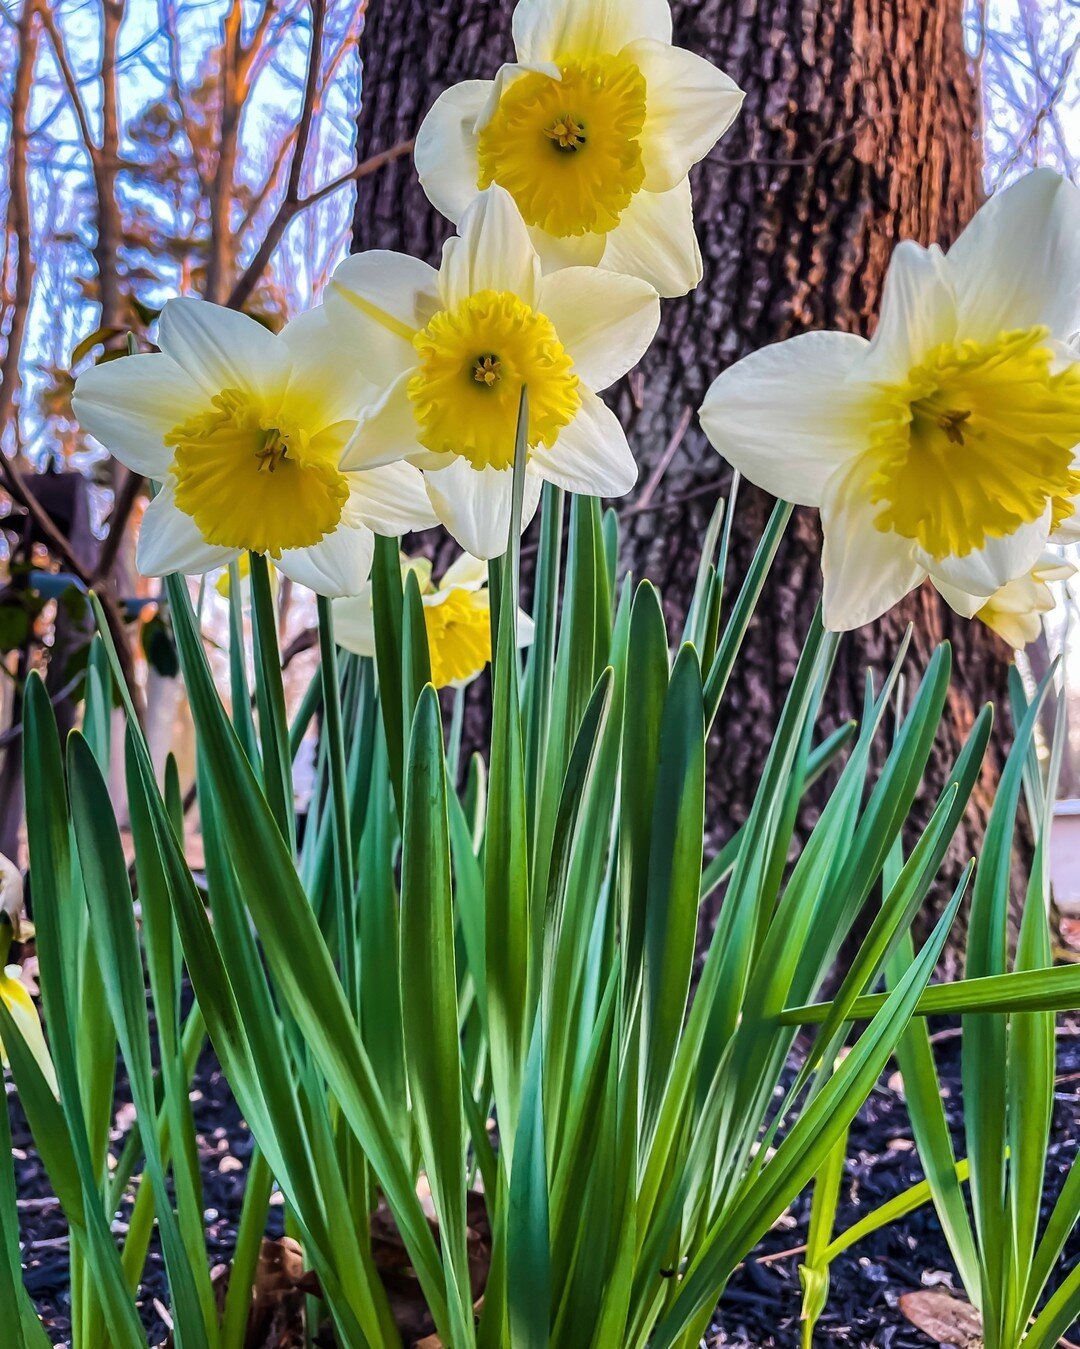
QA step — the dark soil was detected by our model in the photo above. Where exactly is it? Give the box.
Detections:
[711,1021,1080,1348]
[10,1023,1080,1348]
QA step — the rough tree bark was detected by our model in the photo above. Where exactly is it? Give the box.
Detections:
[351,0,1020,926]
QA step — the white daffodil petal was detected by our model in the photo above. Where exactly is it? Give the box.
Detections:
[276,519,375,598]
[1037,556,1077,585]
[332,586,376,657]
[600,178,701,299]
[530,389,637,497]
[820,462,926,631]
[157,297,289,399]
[72,353,204,479]
[415,80,490,223]
[700,331,874,505]
[136,483,241,577]
[0,855,22,925]
[862,241,958,380]
[342,373,422,471]
[516,608,536,648]
[424,460,543,559]
[538,268,659,391]
[1053,502,1080,543]
[932,579,986,620]
[625,38,743,192]
[947,169,1080,342]
[920,511,1051,599]
[327,251,438,387]
[438,185,541,310]
[280,307,381,427]
[349,461,440,535]
[941,550,1072,643]
[981,606,1042,649]
[512,0,672,62]
[440,552,489,591]
[528,224,607,273]
[409,449,457,470]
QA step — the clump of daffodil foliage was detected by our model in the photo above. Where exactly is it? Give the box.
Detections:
[5,0,1080,1345]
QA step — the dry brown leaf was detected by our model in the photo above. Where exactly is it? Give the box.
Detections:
[898,1289,983,1347]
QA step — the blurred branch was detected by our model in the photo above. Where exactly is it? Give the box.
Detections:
[206,0,292,301]
[0,0,39,451]
[35,2,99,164]
[236,25,355,236]
[224,0,327,311]
[95,0,127,334]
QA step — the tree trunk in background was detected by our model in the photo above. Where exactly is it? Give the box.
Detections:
[352,0,1019,937]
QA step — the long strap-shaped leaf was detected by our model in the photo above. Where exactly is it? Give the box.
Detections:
[401,686,476,1349]
[21,675,148,1349]
[650,864,971,1345]
[67,733,216,1349]
[161,570,451,1341]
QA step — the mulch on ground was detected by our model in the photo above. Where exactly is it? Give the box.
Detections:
[11,1023,1080,1347]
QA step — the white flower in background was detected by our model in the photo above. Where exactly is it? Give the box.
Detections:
[0,852,23,928]
[700,169,1080,632]
[946,550,1074,650]
[334,551,534,688]
[73,299,437,598]
[326,185,660,558]
[415,0,743,298]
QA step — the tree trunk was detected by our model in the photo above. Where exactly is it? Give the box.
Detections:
[351,0,1020,934]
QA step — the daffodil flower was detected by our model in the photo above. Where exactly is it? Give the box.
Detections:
[700,170,1080,631]
[414,0,743,298]
[333,550,534,688]
[0,904,56,1098]
[943,550,1074,650]
[73,299,438,598]
[326,185,660,558]
[0,964,58,1096]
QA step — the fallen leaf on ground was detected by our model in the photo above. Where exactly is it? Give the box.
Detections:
[899,1289,982,1347]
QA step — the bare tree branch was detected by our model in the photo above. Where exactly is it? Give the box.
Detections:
[0,0,39,451]
[35,1,100,164]
[226,137,413,310]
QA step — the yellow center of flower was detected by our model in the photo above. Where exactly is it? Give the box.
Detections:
[423,588,492,687]
[477,56,647,237]
[407,289,580,470]
[167,389,348,558]
[866,328,1080,559]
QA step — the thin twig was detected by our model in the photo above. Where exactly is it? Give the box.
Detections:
[35,1,100,161]
[630,405,693,513]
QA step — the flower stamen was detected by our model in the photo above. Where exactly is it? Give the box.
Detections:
[938,408,971,446]
[473,355,503,387]
[256,430,291,472]
[545,114,587,151]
